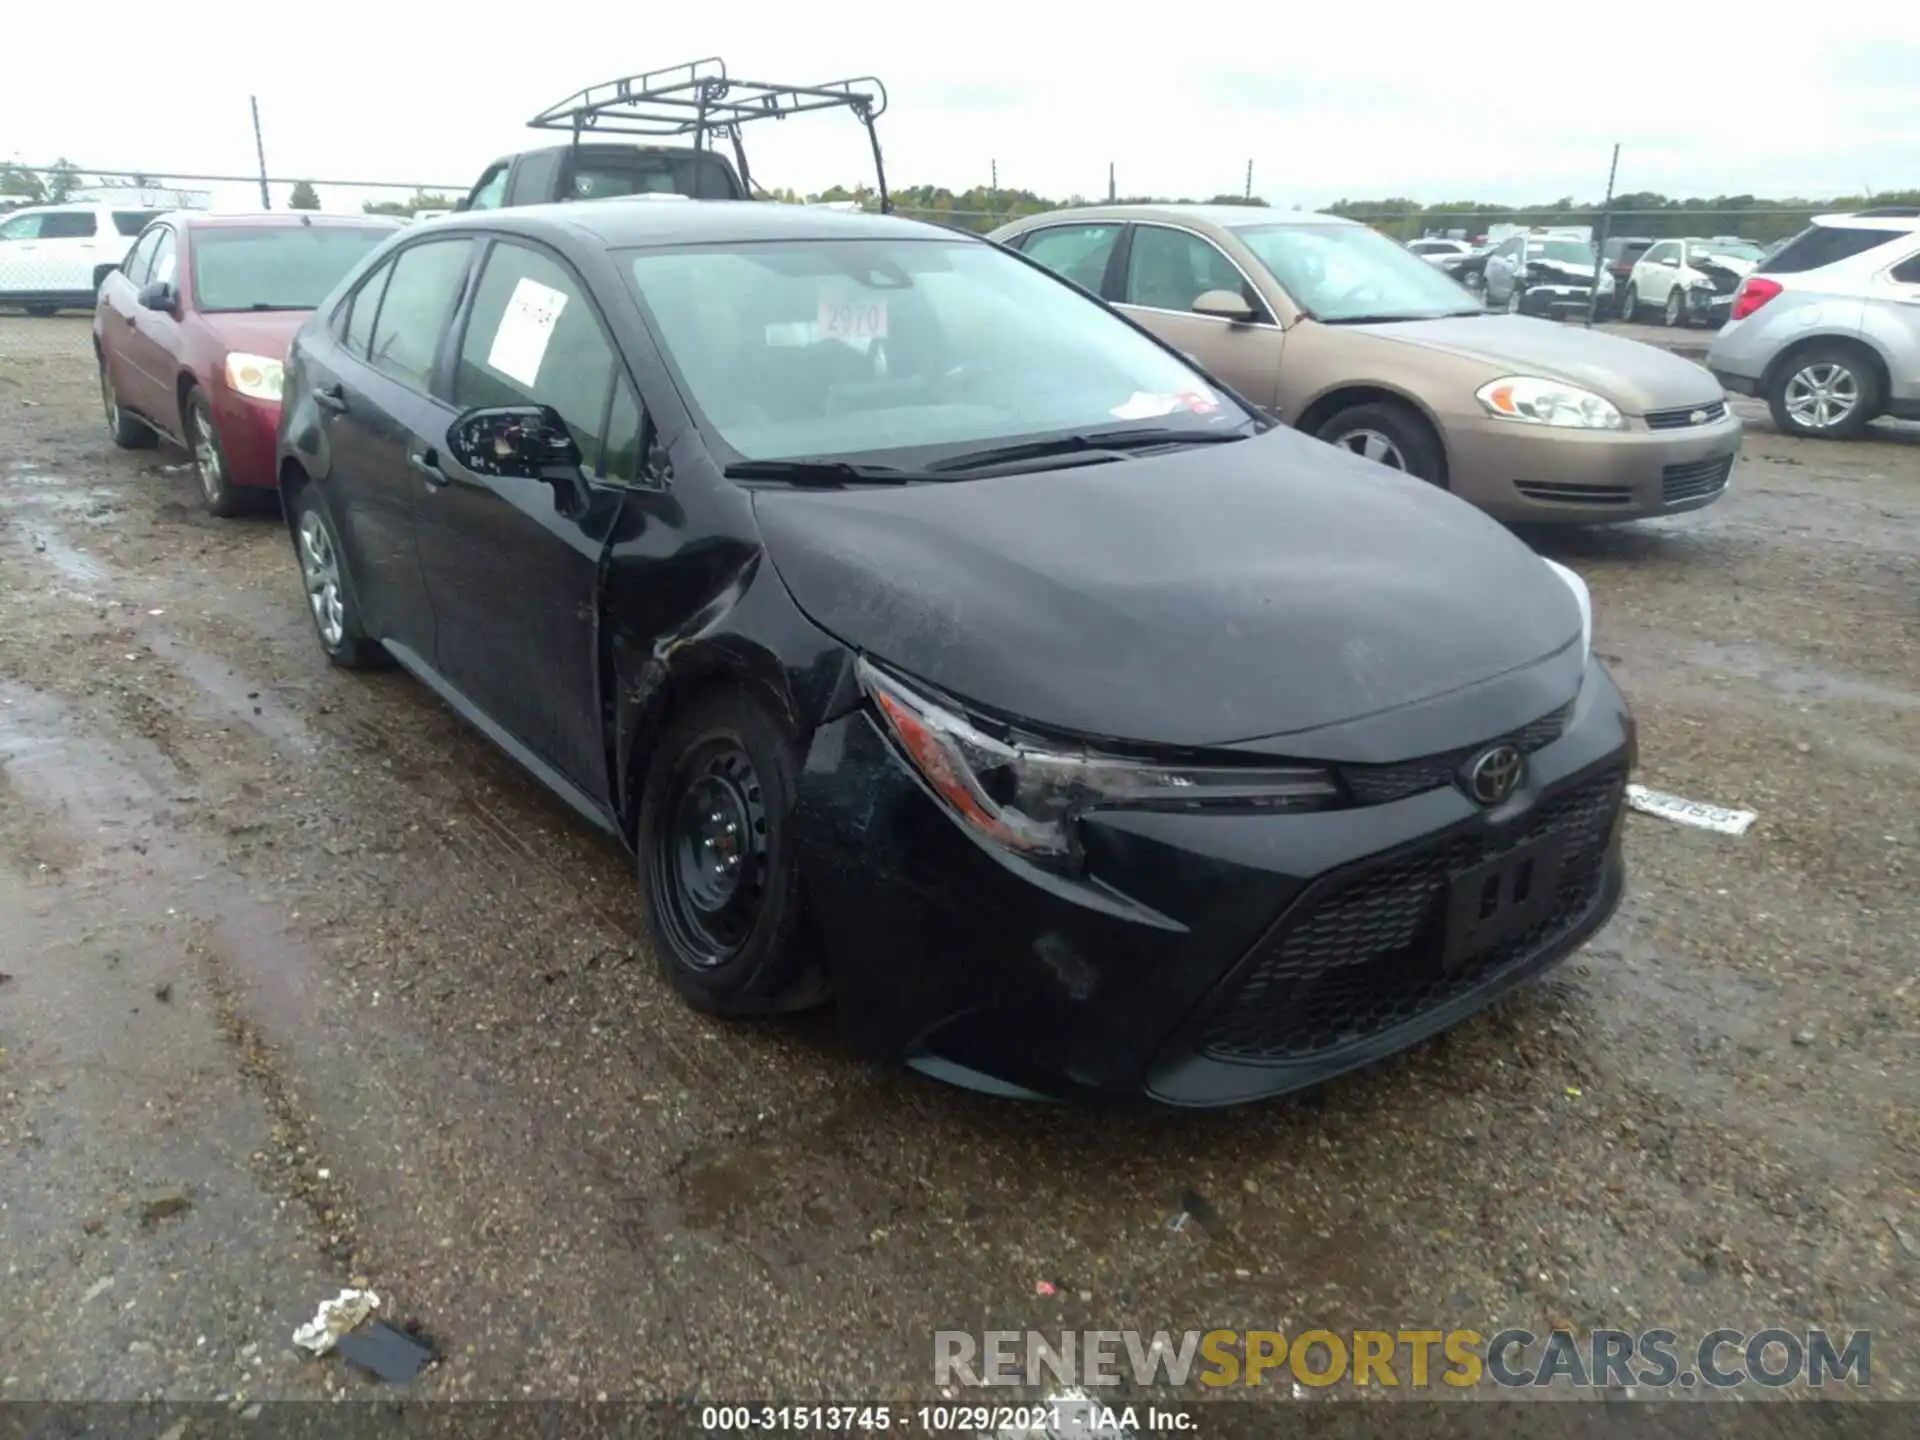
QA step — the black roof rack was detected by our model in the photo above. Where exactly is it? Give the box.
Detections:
[528,57,892,212]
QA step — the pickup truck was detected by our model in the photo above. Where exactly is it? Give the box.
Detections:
[458,59,888,215]
[460,141,746,212]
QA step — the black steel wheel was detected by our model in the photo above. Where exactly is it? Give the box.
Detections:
[639,688,827,1015]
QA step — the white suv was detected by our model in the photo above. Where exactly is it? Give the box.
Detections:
[1706,211,1920,439]
[0,203,165,315]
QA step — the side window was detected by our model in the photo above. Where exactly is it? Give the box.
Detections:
[467,164,509,212]
[367,240,474,392]
[599,377,658,486]
[147,228,178,287]
[1018,224,1121,295]
[1892,251,1920,285]
[340,259,394,358]
[1760,225,1898,275]
[121,229,162,285]
[40,211,98,239]
[112,211,157,237]
[1124,226,1250,313]
[0,213,44,241]
[453,241,617,473]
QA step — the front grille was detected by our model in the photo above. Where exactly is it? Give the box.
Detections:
[1199,769,1625,1064]
[1662,454,1735,504]
[1644,400,1728,430]
[1514,480,1635,507]
[1340,700,1574,807]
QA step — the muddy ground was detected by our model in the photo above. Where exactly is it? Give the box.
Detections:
[0,314,1915,1408]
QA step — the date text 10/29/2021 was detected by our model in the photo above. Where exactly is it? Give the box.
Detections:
[699,1403,1194,1433]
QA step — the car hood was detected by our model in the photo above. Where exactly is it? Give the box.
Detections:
[1694,253,1755,278]
[198,309,310,358]
[1350,314,1725,413]
[753,430,1582,750]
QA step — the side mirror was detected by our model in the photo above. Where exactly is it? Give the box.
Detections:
[446,404,587,512]
[137,281,176,313]
[1192,288,1256,323]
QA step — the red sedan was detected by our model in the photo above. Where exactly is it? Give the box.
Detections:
[93,212,400,516]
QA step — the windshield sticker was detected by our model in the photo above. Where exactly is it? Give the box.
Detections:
[1176,389,1220,415]
[817,295,888,340]
[486,277,569,388]
[1109,388,1218,420]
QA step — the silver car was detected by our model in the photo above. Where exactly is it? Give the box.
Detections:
[1707,212,1920,439]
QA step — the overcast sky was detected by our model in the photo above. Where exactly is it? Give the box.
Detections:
[6,6,1917,213]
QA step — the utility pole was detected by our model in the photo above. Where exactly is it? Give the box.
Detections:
[250,96,271,209]
[990,158,997,193]
[1244,159,1253,201]
[1585,142,1620,328]
[1107,161,1115,203]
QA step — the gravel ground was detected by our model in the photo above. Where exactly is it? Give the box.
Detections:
[0,314,1915,1410]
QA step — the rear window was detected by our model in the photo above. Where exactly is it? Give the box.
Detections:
[40,211,98,239]
[568,153,740,201]
[1758,225,1900,274]
[113,210,161,236]
[191,225,397,312]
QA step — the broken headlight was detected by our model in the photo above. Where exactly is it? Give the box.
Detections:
[857,658,1340,860]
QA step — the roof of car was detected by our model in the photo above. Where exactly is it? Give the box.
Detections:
[1010,203,1356,232]
[1812,211,1920,231]
[440,197,959,247]
[162,211,403,230]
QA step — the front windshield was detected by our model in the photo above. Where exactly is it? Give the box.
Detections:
[1535,239,1596,265]
[625,237,1249,463]
[192,226,397,312]
[1230,224,1481,322]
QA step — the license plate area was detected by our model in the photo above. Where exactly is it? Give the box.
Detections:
[1441,834,1569,969]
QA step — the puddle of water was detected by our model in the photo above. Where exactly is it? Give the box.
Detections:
[29,533,112,593]
[1677,639,1920,711]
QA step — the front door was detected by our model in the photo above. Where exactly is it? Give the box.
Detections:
[414,237,634,796]
[1113,223,1284,410]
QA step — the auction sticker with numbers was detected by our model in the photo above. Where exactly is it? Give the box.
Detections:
[817,295,888,339]
[1626,783,1757,836]
[487,277,570,387]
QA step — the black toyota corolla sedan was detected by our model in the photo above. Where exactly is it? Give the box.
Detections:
[274,199,1635,1107]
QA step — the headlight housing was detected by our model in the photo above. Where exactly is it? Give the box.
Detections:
[1476,376,1627,431]
[1598,271,1616,293]
[224,352,284,402]
[1540,557,1592,665]
[857,658,1339,861]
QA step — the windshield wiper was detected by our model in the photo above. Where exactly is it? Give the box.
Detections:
[723,458,925,486]
[1316,313,1439,326]
[927,426,1248,475]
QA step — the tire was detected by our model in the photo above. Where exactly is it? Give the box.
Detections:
[289,486,387,668]
[1766,344,1880,440]
[184,387,247,518]
[99,359,155,449]
[1618,285,1638,323]
[1663,287,1687,329]
[1316,400,1446,485]
[638,687,828,1017]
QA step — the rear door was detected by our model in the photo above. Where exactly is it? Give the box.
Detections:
[1009,221,1125,299]
[415,236,633,795]
[1865,244,1920,403]
[312,235,477,661]
[1114,222,1283,409]
[37,209,110,297]
[1638,242,1680,306]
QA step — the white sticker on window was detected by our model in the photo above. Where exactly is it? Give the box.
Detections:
[486,276,569,387]
[816,295,888,339]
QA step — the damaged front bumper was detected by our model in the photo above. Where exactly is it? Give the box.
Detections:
[793,658,1634,1107]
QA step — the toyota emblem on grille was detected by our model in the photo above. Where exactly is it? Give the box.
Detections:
[1464,744,1524,806]
[1689,409,1709,425]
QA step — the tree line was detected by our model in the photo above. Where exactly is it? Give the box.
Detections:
[5,158,1914,243]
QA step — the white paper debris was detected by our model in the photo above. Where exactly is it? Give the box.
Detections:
[485,277,569,388]
[1626,783,1756,836]
[292,1287,380,1355]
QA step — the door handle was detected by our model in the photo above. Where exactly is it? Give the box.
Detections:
[314,383,347,414]
[409,448,449,486]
